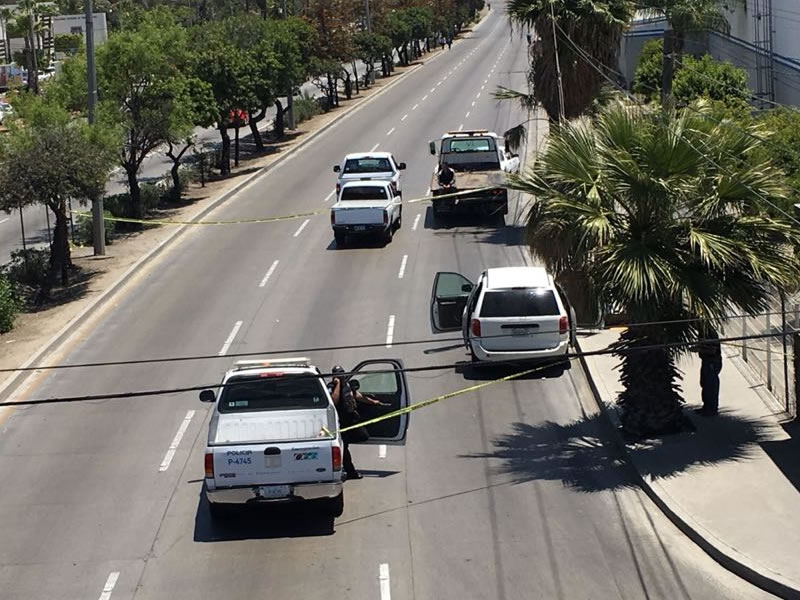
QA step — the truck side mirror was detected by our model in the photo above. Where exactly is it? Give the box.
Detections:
[429,141,436,155]
[199,389,216,403]
[461,283,473,293]
[398,162,407,170]
[333,165,341,172]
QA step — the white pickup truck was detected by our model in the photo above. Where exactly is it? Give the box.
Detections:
[333,152,407,197]
[330,180,402,246]
[201,357,410,520]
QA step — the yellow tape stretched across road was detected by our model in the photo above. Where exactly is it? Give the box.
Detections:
[69,186,504,227]
[338,359,570,434]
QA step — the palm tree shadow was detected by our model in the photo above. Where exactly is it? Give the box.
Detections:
[462,411,768,493]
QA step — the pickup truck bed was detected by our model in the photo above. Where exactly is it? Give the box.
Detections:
[430,169,508,218]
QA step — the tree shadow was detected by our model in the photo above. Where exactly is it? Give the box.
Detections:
[21,264,98,312]
[754,418,800,496]
[462,410,769,493]
[193,493,335,542]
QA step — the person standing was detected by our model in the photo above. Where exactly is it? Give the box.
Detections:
[329,366,381,479]
[696,330,722,416]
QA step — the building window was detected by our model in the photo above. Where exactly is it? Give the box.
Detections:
[71,26,83,35]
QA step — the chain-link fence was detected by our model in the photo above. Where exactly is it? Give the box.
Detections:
[724,294,798,418]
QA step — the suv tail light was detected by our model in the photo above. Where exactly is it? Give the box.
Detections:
[332,446,342,472]
[471,319,481,337]
[559,316,568,334]
[204,452,214,479]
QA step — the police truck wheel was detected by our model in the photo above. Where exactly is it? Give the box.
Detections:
[324,492,345,517]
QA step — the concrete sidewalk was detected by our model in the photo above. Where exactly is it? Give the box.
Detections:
[580,328,800,599]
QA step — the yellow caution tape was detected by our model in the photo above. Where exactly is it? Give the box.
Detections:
[339,359,570,434]
[68,186,506,227]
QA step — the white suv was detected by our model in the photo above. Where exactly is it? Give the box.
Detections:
[430,266,576,363]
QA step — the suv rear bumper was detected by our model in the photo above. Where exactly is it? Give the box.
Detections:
[205,480,342,505]
[332,224,389,236]
[470,339,569,362]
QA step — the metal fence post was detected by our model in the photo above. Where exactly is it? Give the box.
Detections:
[767,311,773,391]
[794,332,800,414]
[742,317,748,361]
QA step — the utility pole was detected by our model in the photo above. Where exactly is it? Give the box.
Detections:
[365,0,371,32]
[85,0,105,255]
[661,28,675,107]
[281,0,295,130]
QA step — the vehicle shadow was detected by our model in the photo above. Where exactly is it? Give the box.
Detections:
[462,410,769,493]
[457,359,571,381]
[193,494,336,542]
[325,236,389,251]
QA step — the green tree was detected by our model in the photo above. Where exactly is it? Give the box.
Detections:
[304,0,357,108]
[0,94,117,288]
[97,13,203,217]
[505,0,633,122]
[754,108,800,206]
[353,31,392,85]
[53,32,84,55]
[507,99,800,437]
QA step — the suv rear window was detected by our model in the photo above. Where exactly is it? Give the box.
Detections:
[343,157,393,173]
[479,289,559,317]
[218,375,328,413]
[341,186,388,200]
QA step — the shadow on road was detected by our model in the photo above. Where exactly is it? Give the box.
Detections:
[457,360,571,381]
[193,494,336,542]
[462,410,769,493]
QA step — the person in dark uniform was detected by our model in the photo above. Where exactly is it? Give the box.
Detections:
[696,330,722,416]
[329,365,382,479]
[438,161,456,188]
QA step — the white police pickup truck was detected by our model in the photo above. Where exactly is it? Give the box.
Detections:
[200,357,410,520]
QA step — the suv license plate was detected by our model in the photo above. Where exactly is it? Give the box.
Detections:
[257,485,290,499]
[511,328,528,336]
[353,225,367,231]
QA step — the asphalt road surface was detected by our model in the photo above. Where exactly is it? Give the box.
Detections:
[0,9,777,600]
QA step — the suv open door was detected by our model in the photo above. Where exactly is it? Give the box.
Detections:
[347,359,410,445]
[431,272,473,331]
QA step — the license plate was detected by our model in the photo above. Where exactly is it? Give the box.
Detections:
[265,455,281,469]
[257,485,290,499]
[353,225,367,231]
[511,328,529,336]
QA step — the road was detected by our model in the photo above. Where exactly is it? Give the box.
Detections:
[0,9,776,600]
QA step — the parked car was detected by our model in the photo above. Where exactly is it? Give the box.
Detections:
[430,266,576,364]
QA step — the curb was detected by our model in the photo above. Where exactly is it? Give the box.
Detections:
[0,59,427,404]
[575,337,800,600]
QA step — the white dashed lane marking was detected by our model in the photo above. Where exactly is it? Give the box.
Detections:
[259,259,279,288]
[386,127,395,136]
[465,111,470,118]
[159,410,195,472]
[293,218,310,238]
[324,190,336,202]
[412,213,421,230]
[371,142,380,151]
[401,114,408,121]
[218,321,243,356]
[398,254,408,279]
[385,315,396,348]
[412,103,418,110]
[98,572,120,600]
[379,563,391,600]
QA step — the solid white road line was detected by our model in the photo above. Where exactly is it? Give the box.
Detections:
[293,218,310,237]
[98,572,120,600]
[379,563,391,600]
[385,315,395,348]
[465,111,470,119]
[458,124,464,131]
[0,217,8,224]
[386,127,395,136]
[422,94,428,101]
[412,103,418,110]
[371,142,380,152]
[378,444,387,459]
[401,114,408,121]
[412,214,421,230]
[259,259,279,288]
[159,410,195,472]
[323,190,336,202]
[397,254,408,279]
[218,321,243,356]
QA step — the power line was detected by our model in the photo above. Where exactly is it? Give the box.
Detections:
[0,308,795,374]
[2,328,794,407]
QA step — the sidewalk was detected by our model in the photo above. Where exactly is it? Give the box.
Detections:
[580,328,800,599]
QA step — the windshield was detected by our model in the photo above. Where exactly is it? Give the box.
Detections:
[218,375,329,413]
[442,137,496,153]
[343,157,393,173]
[340,186,388,200]
[480,289,559,317]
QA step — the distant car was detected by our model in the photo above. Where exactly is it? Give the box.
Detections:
[0,102,13,125]
[333,152,406,197]
[430,266,576,363]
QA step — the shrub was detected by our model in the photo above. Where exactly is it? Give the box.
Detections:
[3,248,50,288]
[754,107,800,202]
[0,275,20,333]
[294,91,323,124]
[74,210,116,247]
[633,39,664,99]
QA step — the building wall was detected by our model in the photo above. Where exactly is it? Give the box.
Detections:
[51,13,108,48]
[618,2,800,107]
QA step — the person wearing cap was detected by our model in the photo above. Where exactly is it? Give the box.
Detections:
[438,161,455,188]
[329,366,381,479]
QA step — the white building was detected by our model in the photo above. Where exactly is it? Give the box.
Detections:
[619,1,800,108]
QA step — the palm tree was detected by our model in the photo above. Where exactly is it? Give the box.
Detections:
[507,99,800,438]
[504,0,633,124]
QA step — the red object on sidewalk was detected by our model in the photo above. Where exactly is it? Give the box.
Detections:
[228,108,248,126]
